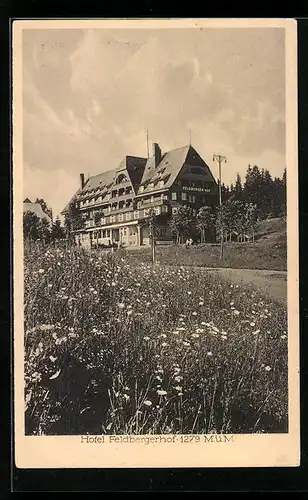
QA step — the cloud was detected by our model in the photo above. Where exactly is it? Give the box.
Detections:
[22,27,286,215]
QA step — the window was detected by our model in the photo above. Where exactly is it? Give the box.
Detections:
[171,192,177,201]
[118,214,124,222]
[182,192,187,201]
[134,210,139,219]
[110,216,116,223]
[154,207,161,215]
[126,213,131,221]
[116,174,128,184]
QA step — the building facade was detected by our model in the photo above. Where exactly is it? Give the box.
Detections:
[61,143,218,248]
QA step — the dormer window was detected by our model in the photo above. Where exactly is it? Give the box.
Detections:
[116,173,128,184]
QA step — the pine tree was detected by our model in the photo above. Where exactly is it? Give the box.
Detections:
[51,217,66,240]
[64,202,85,243]
[234,173,243,200]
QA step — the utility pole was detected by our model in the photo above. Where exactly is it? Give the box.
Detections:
[213,153,227,258]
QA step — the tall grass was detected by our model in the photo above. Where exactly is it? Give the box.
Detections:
[24,241,288,435]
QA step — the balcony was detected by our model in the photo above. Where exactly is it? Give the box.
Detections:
[137,197,169,209]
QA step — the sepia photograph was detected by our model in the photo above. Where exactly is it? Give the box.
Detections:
[13,19,299,468]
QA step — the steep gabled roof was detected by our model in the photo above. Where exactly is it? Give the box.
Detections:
[137,145,191,194]
[61,144,216,214]
[61,156,147,214]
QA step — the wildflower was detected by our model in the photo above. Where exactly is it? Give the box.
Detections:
[39,324,54,331]
[187,291,192,295]
[49,355,57,363]
[192,312,197,316]
[144,400,152,406]
[250,322,256,327]
[178,392,183,396]
[161,342,168,347]
[160,334,167,338]
[221,335,228,340]
[207,351,213,356]
[127,310,133,316]
[123,394,130,402]
[265,366,272,372]
[176,327,186,331]
[38,268,44,274]
[233,310,240,316]
[199,302,204,306]
[157,390,167,396]
[281,335,287,340]
[174,386,182,391]
[196,328,204,333]
[31,371,42,382]
[117,303,125,309]
[143,336,150,341]
[191,333,199,338]
[252,329,261,335]
[183,341,190,346]
[174,376,183,382]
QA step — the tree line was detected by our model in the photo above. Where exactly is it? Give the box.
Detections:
[221,165,286,219]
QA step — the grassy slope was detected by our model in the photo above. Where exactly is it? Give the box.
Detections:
[123,218,287,271]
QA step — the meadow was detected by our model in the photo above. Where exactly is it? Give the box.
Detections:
[24,242,288,435]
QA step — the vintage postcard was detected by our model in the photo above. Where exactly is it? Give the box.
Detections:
[13,18,299,468]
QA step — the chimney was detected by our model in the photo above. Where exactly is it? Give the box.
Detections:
[152,143,162,167]
[80,173,85,189]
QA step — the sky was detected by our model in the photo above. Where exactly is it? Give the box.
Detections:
[22,26,286,218]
